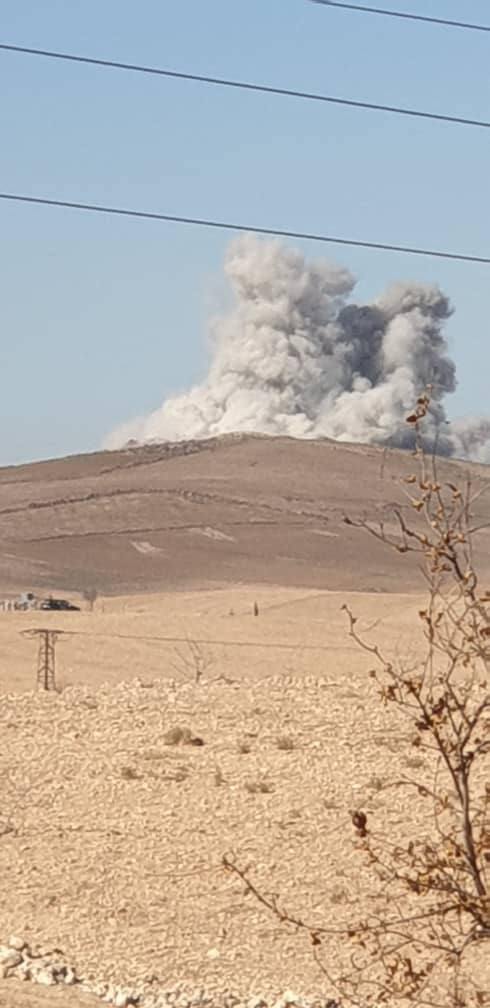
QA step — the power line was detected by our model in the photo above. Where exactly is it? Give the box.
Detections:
[27,625,353,653]
[1,41,489,132]
[1,191,488,265]
[308,1,490,33]
[1,192,488,265]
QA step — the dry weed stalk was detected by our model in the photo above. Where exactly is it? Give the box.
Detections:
[82,587,98,611]
[224,393,490,1008]
[172,638,214,684]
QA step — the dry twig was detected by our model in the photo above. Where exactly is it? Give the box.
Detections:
[224,392,490,1007]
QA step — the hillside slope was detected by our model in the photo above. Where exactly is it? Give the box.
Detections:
[1,435,489,595]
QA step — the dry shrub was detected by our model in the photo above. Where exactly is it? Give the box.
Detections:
[172,639,214,684]
[83,587,98,611]
[367,775,384,792]
[224,392,490,1008]
[163,725,191,745]
[120,765,139,780]
[330,885,348,905]
[276,734,295,751]
[237,737,253,754]
[404,754,426,771]
[244,776,274,795]
[163,725,204,747]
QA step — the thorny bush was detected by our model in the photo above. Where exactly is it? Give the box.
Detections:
[224,392,490,1008]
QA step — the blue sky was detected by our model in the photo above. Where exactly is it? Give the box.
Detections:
[1,0,489,465]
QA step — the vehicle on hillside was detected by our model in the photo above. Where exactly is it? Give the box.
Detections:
[40,597,81,611]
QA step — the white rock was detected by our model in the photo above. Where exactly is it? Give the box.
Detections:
[207,947,220,959]
[114,992,131,1008]
[35,967,57,986]
[0,948,22,971]
[64,967,78,985]
[8,935,25,951]
[104,984,118,1004]
[114,990,139,1007]
[92,982,109,997]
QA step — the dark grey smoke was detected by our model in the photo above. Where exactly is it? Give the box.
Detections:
[105,235,489,462]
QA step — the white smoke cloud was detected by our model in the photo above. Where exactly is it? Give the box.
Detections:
[105,234,490,462]
[450,418,490,464]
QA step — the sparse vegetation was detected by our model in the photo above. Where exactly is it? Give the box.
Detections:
[2,398,490,1005]
[83,587,98,611]
[237,736,253,754]
[163,725,205,747]
[244,776,274,795]
[120,764,139,780]
[163,725,192,745]
[367,774,383,792]
[329,884,348,905]
[276,734,295,751]
[224,393,490,1008]
[172,638,214,684]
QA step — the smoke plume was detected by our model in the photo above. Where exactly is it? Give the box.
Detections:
[105,235,489,462]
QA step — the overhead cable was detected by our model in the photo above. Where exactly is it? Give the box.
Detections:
[308,1,490,33]
[1,192,488,265]
[0,42,489,131]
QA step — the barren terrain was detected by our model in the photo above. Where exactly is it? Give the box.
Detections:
[2,434,490,596]
[0,438,489,1008]
[1,586,487,1007]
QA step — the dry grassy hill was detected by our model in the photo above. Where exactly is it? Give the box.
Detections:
[1,434,490,596]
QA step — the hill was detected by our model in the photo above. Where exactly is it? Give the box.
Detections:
[1,435,490,597]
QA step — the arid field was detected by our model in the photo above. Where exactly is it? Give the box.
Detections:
[1,437,489,1008]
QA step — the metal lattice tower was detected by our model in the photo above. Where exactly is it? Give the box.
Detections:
[22,628,65,691]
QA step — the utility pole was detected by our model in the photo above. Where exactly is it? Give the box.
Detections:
[21,628,66,691]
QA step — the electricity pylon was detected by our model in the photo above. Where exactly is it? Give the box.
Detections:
[22,628,66,691]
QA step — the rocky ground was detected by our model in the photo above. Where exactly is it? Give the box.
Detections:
[0,670,374,1001]
[0,514,488,1008]
[0,637,487,1008]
